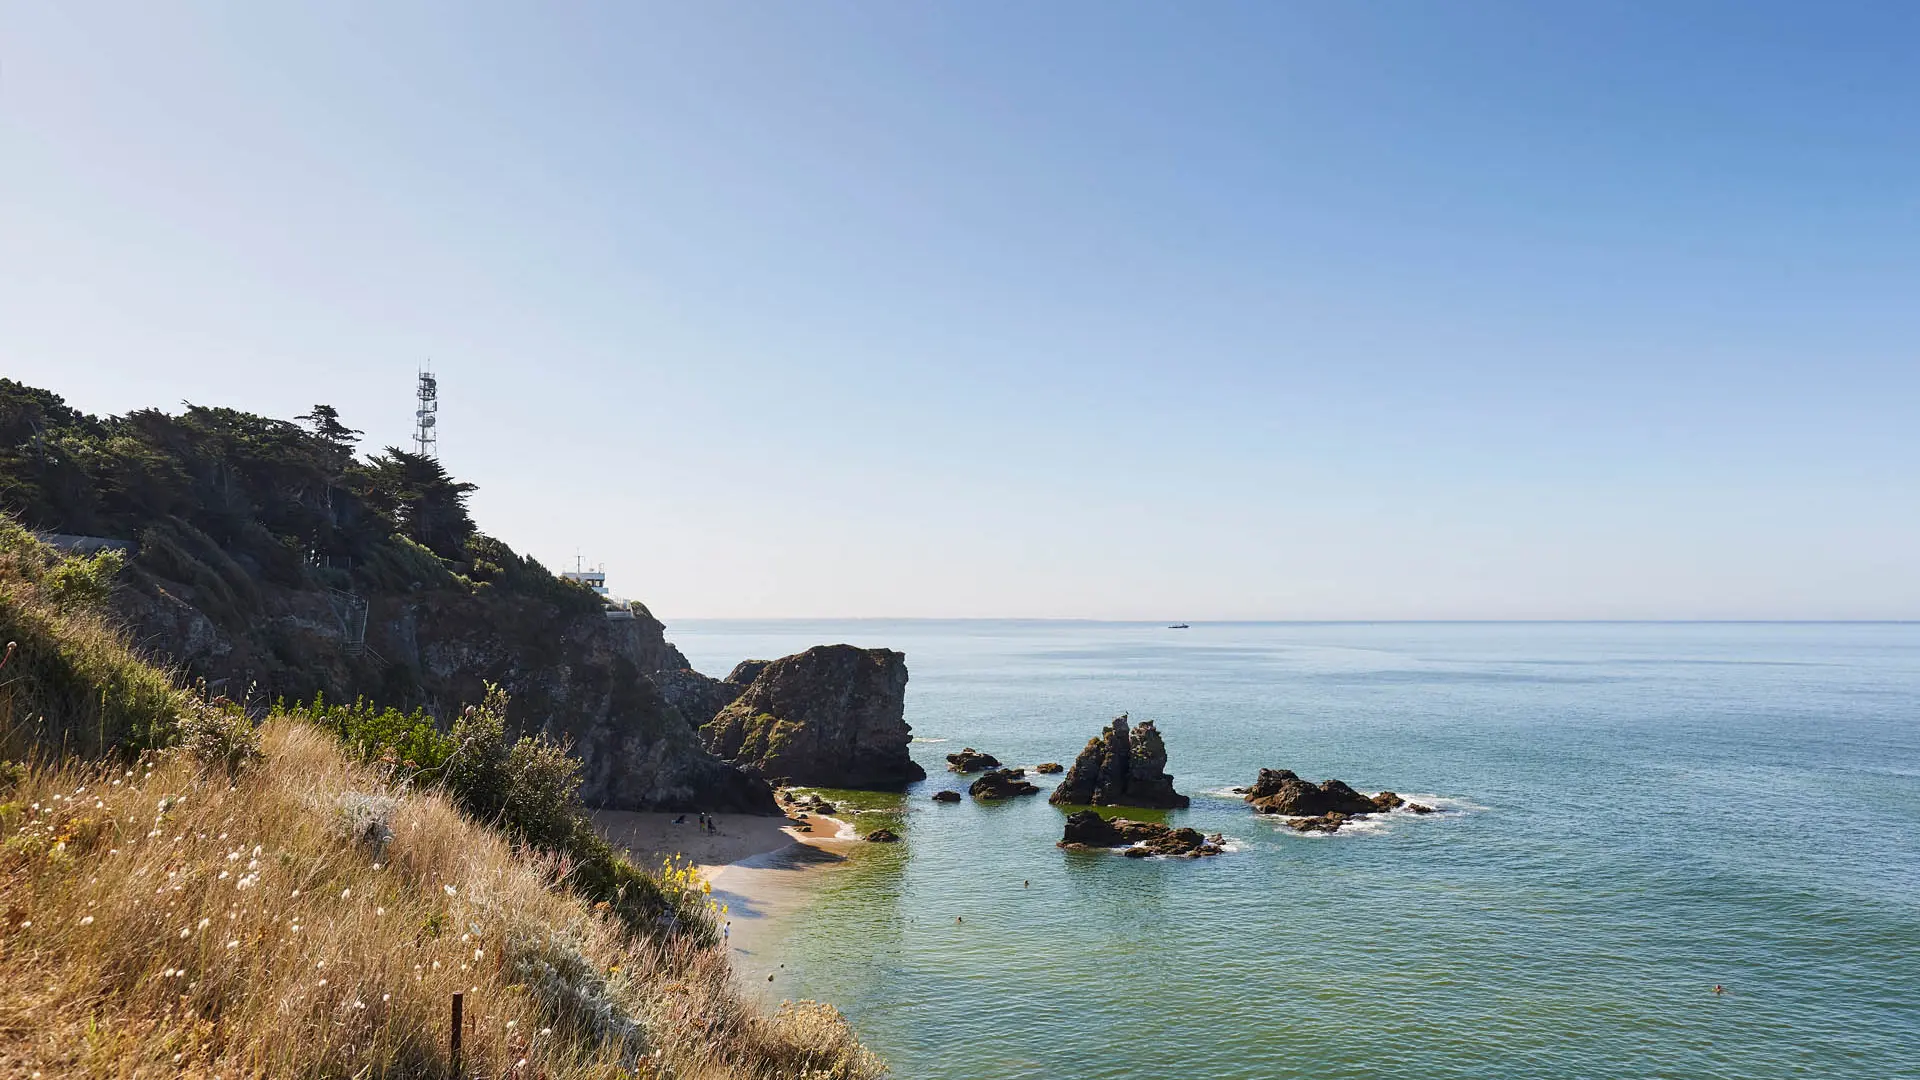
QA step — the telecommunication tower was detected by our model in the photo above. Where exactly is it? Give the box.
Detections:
[413,366,439,457]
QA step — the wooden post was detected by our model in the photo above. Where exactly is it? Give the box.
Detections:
[449,992,464,1077]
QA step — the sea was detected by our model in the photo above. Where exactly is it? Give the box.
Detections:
[670,621,1920,1080]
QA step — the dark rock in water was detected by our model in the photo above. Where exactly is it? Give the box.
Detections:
[1372,790,1405,812]
[946,747,1002,773]
[1048,713,1189,809]
[1244,768,1381,817]
[931,790,962,803]
[1230,786,1249,795]
[812,800,838,815]
[969,767,1040,799]
[1035,762,1064,774]
[701,645,926,789]
[864,827,901,843]
[1406,802,1436,815]
[1285,812,1350,833]
[1057,810,1220,857]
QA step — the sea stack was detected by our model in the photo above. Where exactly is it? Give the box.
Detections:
[1048,713,1189,809]
[700,644,927,789]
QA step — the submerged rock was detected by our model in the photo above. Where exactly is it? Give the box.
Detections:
[1285,813,1350,834]
[864,828,901,843]
[1058,810,1220,858]
[701,645,926,789]
[1048,714,1189,809]
[946,747,1002,773]
[1035,762,1064,774]
[1406,802,1436,815]
[931,790,962,803]
[968,767,1040,799]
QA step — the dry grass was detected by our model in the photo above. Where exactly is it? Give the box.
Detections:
[0,517,189,758]
[0,722,885,1079]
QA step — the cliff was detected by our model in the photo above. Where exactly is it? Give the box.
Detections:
[702,645,926,789]
[0,381,777,813]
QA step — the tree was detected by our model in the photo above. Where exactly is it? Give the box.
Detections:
[359,448,477,559]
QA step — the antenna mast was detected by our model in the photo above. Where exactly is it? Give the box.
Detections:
[414,365,439,457]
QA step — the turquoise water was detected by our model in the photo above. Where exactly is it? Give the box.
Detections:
[674,622,1920,1080]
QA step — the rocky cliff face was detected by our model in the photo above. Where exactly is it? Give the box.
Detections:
[701,645,926,789]
[113,572,779,814]
[1048,714,1189,809]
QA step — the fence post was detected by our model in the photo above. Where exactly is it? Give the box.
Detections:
[450,991,464,1077]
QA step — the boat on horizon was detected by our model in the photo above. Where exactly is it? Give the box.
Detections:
[1168,623,1190,629]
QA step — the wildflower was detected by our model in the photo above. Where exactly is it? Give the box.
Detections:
[217,871,229,880]
[179,927,191,939]
[537,1027,552,1038]
[340,888,351,900]
[444,885,457,897]
[318,979,327,987]
[252,845,262,857]
[227,940,239,949]
[375,906,385,916]
[291,889,300,898]
[372,863,382,871]
[505,1019,517,1030]
[227,852,241,862]
[197,918,211,931]
[78,916,94,927]
[473,948,484,961]
[315,960,325,969]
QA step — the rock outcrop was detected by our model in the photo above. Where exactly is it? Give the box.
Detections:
[1058,811,1221,858]
[114,572,780,814]
[1243,768,1381,817]
[1242,769,1429,832]
[1047,714,1188,809]
[701,645,926,789]
[1034,762,1063,774]
[946,748,1002,773]
[864,828,901,843]
[968,767,1040,799]
[650,658,772,729]
[931,790,962,803]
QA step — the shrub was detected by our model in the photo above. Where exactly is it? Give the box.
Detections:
[177,697,264,778]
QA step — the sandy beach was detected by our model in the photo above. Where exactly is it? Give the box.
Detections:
[590,808,854,873]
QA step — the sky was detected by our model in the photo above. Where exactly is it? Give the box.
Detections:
[3,2,1916,620]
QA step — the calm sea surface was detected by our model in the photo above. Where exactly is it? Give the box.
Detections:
[671,622,1920,1080]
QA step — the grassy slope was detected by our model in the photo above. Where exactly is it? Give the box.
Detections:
[0,525,883,1079]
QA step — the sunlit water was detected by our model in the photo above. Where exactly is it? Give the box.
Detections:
[672,622,1920,1080]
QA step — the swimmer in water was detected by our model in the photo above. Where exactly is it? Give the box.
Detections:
[1712,985,1726,995]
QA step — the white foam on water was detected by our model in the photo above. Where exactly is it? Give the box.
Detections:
[911,737,952,744]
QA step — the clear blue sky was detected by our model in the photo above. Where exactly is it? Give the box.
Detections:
[4,2,1916,619]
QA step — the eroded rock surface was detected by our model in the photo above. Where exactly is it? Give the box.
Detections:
[1058,810,1221,857]
[969,767,1040,799]
[1048,714,1188,809]
[702,645,926,789]
[946,748,1002,773]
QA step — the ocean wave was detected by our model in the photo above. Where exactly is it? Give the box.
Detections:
[911,737,952,744]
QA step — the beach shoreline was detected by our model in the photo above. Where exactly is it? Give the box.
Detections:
[589,808,856,875]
